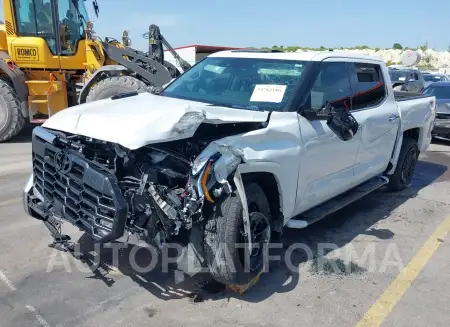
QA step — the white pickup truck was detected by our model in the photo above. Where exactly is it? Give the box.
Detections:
[23,50,436,286]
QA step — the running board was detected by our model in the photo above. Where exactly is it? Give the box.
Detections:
[286,176,389,229]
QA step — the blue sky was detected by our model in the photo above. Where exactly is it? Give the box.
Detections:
[2,0,449,51]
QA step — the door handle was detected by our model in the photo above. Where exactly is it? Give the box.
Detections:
[389,114,400,122]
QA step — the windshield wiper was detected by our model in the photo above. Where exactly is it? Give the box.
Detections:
[71,0,86,23]
[206,103,262,111]
[231,104,261,111]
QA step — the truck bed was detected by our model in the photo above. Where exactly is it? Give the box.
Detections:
[394,91,429,102]
[396,92,435,152]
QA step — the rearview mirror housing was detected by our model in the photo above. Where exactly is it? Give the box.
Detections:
[301,108,331,121]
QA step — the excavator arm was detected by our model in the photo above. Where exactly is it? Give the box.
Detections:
[146,24,192,73]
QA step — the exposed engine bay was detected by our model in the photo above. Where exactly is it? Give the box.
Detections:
[26,121,263,249]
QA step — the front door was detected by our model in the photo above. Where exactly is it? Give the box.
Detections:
[348,62,399,183]
[294,60,361,214]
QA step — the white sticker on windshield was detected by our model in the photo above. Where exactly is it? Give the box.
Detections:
[398,77,406,81]
[250,84,287,103]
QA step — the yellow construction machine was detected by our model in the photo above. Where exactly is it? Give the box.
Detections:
[0,0,193,142]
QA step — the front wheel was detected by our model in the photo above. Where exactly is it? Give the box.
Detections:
[387,136,419,191]
[203,182,272,285]
[85,75,148,102]
[0,80,25,142]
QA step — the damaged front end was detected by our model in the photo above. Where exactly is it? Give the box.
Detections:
[23,113,258,271]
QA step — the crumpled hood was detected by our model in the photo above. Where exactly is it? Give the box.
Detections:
[43,93,269,149]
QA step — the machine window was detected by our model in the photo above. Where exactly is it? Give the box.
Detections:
[58,0,89,55]
[308,62,352,111]
[13,0,56,53]
[352,63,386,110]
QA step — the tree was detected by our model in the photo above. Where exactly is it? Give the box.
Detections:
[393,43,403,50]
[419,41,429,52]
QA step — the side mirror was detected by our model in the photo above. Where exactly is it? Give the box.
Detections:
[302,108,330,121]
[327,106,359,141]
[302,104,359,141]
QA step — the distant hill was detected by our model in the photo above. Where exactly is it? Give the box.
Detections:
[265,46,450,70]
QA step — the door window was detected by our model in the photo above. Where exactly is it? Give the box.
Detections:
[308,62,352,111]
[351,63,387,110]
[57,0,89,55]
[13,0,57,53]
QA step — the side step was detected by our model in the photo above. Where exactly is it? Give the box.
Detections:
[286,176,389,229]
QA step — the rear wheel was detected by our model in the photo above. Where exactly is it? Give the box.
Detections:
[86,75,148,102]
[0,80,25,142]
[387,136,419,191]
[203,182,272,285]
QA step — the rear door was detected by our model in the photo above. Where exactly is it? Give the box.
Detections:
[348,62,399,183]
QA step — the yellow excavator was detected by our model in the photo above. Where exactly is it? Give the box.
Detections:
[0,0,194,142]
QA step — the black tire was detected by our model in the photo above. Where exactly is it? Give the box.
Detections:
[85,75,148,102]
[204,182,272,285]
[0,80,25,142]
[387,136,420,191]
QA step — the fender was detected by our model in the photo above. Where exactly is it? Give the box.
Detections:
[238,161,288,222]
[0,51,29,117]
[78,65,128,104]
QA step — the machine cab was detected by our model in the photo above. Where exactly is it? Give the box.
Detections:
[6,0,98,69]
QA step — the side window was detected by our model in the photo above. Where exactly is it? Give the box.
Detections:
[309,62,352,111]
[413,73,419,80]
[13,0,57,53]
[58,0,86,55]
[352,63,387,110]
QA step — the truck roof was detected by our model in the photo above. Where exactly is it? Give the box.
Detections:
[209,50,385,62]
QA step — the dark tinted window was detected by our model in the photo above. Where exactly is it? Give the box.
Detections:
[352,63,386,110]
[13,0,56,53]
[423,85,450,99]
[424,74,445,82]
[307,62,352,111]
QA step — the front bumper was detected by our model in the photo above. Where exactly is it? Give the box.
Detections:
[432,119,450,137]
[23,127,129,243]
[23,173,33,216]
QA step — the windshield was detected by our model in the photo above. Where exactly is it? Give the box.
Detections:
[423,85,450,99]
[57,0,90,54]
[162,57,309,111]
[389,70,409,82]
[423,74,444,82]
[75,0,90,22]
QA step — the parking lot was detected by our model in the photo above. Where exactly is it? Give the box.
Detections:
[1,128,450,327]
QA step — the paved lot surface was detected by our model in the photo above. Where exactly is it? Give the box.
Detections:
[1,129,450,327]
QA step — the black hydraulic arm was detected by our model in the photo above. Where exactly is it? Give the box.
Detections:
[146,24,192,72]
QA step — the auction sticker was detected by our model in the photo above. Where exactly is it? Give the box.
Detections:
[250,84,287,103]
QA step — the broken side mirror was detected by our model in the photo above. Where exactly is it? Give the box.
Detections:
[302,109,328,121]
[302,103,359,141]
[301,102,334,121]
[326,106,359,141]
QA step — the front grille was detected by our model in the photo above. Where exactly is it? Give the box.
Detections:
[31,131,127,242]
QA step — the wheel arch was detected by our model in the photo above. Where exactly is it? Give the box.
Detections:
[387,127,421,175]
[239,164,285,235]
